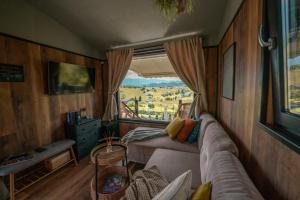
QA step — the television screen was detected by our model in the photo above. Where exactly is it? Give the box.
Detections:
[48,62,95,95]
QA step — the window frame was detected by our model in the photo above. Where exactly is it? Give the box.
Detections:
[117,48,193,123]
[259,0,300,153]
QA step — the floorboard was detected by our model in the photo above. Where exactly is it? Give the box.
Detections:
[17,157,93,200]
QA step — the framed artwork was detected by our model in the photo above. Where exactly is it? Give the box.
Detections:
[0,64,24,82]
[222,43,236,100]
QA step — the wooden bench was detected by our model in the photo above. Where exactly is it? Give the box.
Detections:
[0,139,77,200]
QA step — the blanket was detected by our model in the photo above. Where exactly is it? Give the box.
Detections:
[121,166,169,200]
[121,127,166,144]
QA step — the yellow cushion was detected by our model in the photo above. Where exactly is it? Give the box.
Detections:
[190,182,212,200]
[165,117,185,139]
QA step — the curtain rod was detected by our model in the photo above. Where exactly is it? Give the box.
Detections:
[110,31,203,50]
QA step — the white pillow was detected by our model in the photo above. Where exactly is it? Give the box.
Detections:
[152,170,192,200]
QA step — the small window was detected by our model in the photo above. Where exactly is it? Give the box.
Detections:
[119,54,193,121]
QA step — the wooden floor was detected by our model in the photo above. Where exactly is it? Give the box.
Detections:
[17,157,94,200]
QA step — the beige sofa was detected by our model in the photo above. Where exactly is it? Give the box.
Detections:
[127,113,264,199]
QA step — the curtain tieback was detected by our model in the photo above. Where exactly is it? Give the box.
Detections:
[194,93,201,96]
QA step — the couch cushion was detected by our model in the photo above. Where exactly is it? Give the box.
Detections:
[206,151,264,200]
[177,118,197,142]
[198,113,217,150]
[145,149,201,189]
[165,117,185,139]
[127,135,199,164]
[200,122,239,183]
[187,119,202,144]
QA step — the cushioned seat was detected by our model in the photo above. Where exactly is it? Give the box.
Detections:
[127,135,199,164]
[205,151,263,200]
[200,122,239,181]
[0,139,75,176]
[145,148,201,189]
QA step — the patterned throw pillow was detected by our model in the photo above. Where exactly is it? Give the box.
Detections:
[187,119,202,144]
[152,170,192,200]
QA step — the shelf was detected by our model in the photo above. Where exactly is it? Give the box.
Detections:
[14,159,75,194]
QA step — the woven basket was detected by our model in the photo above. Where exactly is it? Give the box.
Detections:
[90,166,129,200]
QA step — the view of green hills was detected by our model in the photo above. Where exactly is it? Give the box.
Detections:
[119,77,193,120]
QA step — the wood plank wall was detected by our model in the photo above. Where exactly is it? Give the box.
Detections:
[118,47,218,137]
[218,0,300,199]
[0,35,104,159]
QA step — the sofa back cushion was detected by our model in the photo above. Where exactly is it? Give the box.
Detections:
[165,117,185,139]
[206,151,264,200]
[177,118,197,142]
[200,122,239,182]
[198,113,217,150]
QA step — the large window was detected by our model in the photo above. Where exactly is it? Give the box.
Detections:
[285,0,300,115]
[261,0,300,152]
[119,54,193,121]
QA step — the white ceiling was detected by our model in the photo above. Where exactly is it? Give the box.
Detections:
[26,0,242,51]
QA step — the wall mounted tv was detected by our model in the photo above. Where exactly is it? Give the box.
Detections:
[48,61,95,95]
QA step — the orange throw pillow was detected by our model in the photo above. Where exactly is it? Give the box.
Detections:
[177,118,197,142]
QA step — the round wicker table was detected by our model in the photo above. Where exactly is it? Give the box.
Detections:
[90,141,129,200]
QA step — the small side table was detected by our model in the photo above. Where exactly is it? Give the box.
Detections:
[90,141,129,200]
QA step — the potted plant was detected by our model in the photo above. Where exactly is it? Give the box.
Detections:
[154,0,193,19]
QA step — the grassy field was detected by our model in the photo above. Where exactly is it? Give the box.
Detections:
[119,86,193,120]
[289,66,300,115]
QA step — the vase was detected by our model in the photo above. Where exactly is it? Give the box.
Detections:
[106,141,113,153]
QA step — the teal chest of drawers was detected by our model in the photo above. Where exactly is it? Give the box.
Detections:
[66,119,101,160]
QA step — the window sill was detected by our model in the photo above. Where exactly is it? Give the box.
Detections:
[257,121,300,154]
[117,118,169,126]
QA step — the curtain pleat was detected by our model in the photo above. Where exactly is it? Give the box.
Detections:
[103,48,134,121]
[164,37,208,117]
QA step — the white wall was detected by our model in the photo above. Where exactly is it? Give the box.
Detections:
[0,0,104,59]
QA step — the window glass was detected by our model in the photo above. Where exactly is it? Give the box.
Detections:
[285,0,300,115]
[119,55,193,121]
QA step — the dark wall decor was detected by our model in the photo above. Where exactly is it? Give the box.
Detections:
[222,43,236,100]
[0,64,24,82]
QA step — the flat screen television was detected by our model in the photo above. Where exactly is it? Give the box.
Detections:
[48,61,95,95]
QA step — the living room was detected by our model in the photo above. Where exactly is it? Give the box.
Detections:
[0,0,300,200]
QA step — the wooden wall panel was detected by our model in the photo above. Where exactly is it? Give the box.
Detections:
[0,35,104,158]
[204,47,218,116]
[218,0,300,199]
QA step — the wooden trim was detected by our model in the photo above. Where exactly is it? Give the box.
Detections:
[0,32,106,61]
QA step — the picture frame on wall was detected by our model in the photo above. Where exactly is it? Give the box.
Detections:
[222,43,236,100]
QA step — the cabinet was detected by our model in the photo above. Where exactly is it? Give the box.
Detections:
[66,119,101,160]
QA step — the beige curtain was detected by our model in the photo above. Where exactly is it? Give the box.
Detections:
[164,37,207,117]
[103,48,134,121]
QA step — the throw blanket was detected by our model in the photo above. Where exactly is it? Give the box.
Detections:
[121,127,165,144]
[121,166,169,200]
